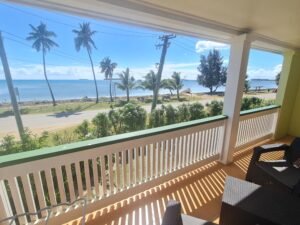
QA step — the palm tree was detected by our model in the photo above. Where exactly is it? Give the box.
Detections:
[116,68,136,102]
[72,23,99,103]
[140,70,157,96]
[171,72,184,101]
[100,57,117,102]
[26,22,58,106]
[161,79,175,96]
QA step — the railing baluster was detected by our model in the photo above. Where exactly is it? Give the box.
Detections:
[33,172,47,216]
[65,164,76,202]
[108,154,114,194]
[55,166,67,203]
[115,153,120,191]
[75,162,84,198]
[21,174,37,221]
[122,151,127,189]
[92,158,100,197]
[140,146,144,183]
[45,169,57,205]
[173,137,178,170]
[7,177,27,224]
[129,149,133,186]
[0,180,13,222]
[100,155,107,196]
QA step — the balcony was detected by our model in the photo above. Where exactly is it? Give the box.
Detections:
[0,105,281,225]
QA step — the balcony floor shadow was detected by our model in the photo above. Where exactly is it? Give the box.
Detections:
[64,136,293,225]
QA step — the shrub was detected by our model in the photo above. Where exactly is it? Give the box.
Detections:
[206,100,223,116]
[149,108,165,128]
[0,135,19,154]
[75,120,90,139]
[241,97,263,111]
[189,103,206,120]
[92,113,111,137]
[51,130,78,145]
[177,104,190,122]
[118,103,147,132]
[108,109,124,134]
[20,128,41,151]
[164,105,177,125]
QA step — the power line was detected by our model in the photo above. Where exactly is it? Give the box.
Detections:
[0,2,158,37]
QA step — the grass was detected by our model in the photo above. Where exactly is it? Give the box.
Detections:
[0,94,206,117]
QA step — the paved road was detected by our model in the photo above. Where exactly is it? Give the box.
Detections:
[0,93,275,137]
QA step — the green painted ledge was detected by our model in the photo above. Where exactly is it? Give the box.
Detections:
[240,105,280,116]
[0,115,227,168]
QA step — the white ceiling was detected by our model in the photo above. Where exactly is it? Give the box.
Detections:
[135,0,300,49]
[10,0,300,51]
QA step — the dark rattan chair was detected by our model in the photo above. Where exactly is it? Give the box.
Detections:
[161,200,216,225]
[246,137,300,195]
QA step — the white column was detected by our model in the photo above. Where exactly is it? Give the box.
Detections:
[220,33,252,164]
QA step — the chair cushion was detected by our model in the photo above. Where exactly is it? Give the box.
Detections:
[161,200,183,225]
[182,214,216,225]
[256,160,300,189]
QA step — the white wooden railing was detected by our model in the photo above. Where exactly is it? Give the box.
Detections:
[235,105,279,150]
[0,115,226,225]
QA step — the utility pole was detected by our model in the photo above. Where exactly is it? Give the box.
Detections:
[0,32,24,139]
[151,34,176,111]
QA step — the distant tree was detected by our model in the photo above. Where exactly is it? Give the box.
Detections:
[116,68,136,102]
[73,23,99,103]
[161,79,175,96]
[27,22,58,106]
[276,72,281,86]
[171,72,184,101]
[197,49,227,95]
[206,100,223,116]
[140,70,158,96]
[100,57,117,102]
[244,74,250,93]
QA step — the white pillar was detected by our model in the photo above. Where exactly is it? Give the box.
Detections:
[220,33,252,164]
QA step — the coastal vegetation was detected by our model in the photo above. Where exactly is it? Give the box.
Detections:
[0,96,275,155]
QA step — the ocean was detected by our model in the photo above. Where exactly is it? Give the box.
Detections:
[0,79,277,103]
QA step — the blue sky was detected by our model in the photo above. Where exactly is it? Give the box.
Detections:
[0,2,283,80]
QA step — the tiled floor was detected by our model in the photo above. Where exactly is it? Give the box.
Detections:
[66,136,293,225]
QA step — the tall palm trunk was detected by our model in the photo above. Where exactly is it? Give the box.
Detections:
[42,51,56,106]
[109,78,113,102]
[126,88,129,102]
[87,50,99,103]
[176,89,180,101]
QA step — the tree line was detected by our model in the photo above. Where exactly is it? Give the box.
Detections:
[25,22,228,110]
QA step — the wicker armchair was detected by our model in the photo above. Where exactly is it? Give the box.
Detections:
[246,137,300,195]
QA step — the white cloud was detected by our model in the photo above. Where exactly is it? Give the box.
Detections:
[0,62,201,81]
[247,64,282,80]
[195,40,229,53]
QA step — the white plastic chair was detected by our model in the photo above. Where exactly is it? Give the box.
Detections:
[0,198,86,225]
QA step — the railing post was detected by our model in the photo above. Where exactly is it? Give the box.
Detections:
[220,33,252,164]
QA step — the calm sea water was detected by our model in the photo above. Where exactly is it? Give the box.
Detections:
[0,79,277,103]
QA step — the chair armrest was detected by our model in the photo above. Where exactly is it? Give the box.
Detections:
[252,143,289,162]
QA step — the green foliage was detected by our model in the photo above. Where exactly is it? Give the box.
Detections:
[117,68,136,102]
[177,104,191,122]
[164,105,177,125]
[189,103,206,120]
[244,74,250,93]
[241,97,263,111]
[276,72,281,86]
[0,135,18,154]
[120,103,147,132]
[75,120,90,139]
[149,108,166,128]
[51,130,78,145]
[206,100,223,116]
[108,109,124,134]
[92,113,111,137]
[197,49,227,94]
